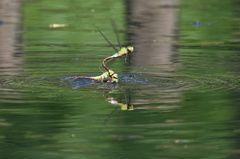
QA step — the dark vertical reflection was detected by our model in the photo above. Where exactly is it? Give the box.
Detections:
[116,1,181,159]
[126,0,180,106]
[0,0,22,75]
[0,0,23,103]
[127,0,179,72]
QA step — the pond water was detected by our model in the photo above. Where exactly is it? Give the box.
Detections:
[0,0,240,159]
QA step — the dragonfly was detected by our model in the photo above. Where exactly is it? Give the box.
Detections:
[73,20,133,83]
[72,69,118,83]
[99,20,134,73]
[73,50,119,83]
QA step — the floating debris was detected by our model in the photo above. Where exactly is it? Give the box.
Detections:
[49,24,69,28]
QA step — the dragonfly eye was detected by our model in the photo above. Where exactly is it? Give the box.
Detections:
[110,73,118,79]
[127,46,134,53]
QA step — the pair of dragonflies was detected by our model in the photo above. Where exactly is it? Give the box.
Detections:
[73,20,134,83]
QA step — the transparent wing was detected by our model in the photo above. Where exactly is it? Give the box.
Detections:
[98,30,118,52]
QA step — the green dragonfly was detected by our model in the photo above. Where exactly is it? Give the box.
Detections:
[73,20,133,83]
[99,20,134,72]
[72,69,118,83]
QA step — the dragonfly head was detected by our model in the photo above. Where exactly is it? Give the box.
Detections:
[108,70,119,83]
[127,46,134,53]
[111,73,119,83]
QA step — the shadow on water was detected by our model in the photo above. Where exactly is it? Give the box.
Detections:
[0,0,240,159]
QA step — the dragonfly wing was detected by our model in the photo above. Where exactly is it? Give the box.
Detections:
[98,30,118,52]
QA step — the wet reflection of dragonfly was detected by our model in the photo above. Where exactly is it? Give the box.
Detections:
[100,89,133,132]
[105,96,134,111]
[73,20,134,83]
[103,88,134,110]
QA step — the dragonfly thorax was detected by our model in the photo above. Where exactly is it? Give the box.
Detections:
[117,46,134,57]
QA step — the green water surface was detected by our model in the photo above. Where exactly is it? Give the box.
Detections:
[0,0,240,159]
